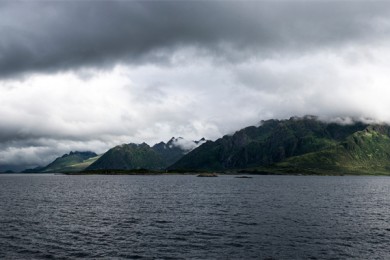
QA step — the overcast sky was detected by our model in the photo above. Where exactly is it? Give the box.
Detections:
[1,1,390,169]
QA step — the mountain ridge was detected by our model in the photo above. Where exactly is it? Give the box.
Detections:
[20,116,390,175]
[169,116,371,172]
[86,137,206,171]
[23,151,99,173]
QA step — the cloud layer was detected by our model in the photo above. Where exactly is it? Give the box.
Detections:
[1,1,390,170]
[1,1,390,77]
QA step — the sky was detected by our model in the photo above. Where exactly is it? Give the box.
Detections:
[1,1,390,170]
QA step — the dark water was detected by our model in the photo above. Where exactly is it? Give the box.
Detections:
[1,175,390,259]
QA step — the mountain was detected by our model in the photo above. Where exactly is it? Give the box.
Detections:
[86,138,205,171]
[168,116,390,174]
[21,116,390,175]
[274,125,390,175]
[86,143,165,170]
[23,151,99,173]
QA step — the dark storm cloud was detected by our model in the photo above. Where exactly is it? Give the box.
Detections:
[1,1,390,77]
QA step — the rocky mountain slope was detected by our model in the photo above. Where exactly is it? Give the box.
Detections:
[169,116,390,174]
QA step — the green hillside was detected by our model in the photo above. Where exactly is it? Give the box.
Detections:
[169,116,369,172]
[86,143,165,170]
[270,125,390,175]
[39,151,99,173]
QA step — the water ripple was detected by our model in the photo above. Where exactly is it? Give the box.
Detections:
[1,174,390,259]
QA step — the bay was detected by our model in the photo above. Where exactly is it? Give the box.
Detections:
[1,174,390,259]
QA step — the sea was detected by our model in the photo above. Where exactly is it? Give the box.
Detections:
[1,174,390,259]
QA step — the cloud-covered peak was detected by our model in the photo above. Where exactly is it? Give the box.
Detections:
[166,137,206,152]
